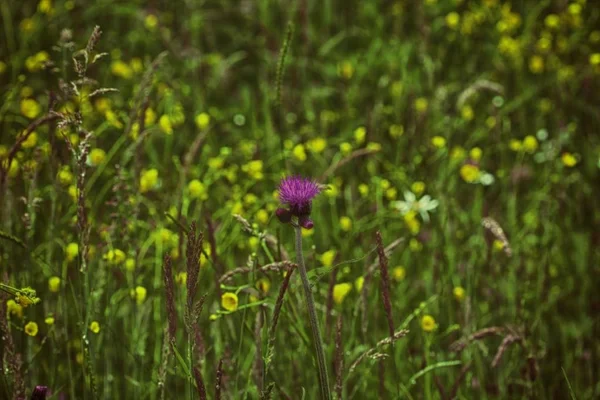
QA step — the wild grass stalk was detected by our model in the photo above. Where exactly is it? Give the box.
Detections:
[184,222,203,400]
[215,359,224,400]
[333,315,343,400]
[294,225,331,399]
[263,263,295,396]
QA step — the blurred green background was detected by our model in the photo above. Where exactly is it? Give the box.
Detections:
[1,0,599,399]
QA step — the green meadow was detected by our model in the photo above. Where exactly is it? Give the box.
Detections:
[0,0,599,399]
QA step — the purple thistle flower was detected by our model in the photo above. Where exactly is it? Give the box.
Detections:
[276,176,322,229]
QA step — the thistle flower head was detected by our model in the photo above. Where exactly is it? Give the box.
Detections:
[278,176,321,209]
[276,176,322,229]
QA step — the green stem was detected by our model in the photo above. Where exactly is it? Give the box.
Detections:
[188,331,193,400]
[294,225,331,400]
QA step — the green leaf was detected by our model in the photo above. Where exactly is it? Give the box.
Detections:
[171,343,191,378]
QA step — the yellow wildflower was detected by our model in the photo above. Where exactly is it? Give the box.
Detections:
[333,283,352,305]
[195,112,211,129]
[20,99,41,119]
[390,80,403,97]
[25,51,49,72]
[389,124,404,138]
[529,55,544,74]
[103,249,126,265]
[157,228,176,247]
[355,276,364,292]
[248,236,260,250]
[38,0,53,14]
[450,146,466,161]
[414,97,428,113]
[561,152,577,167]
[111,60,133,79]
[68,185,78,201]
[366,142,381,152]
[130,58,143,73]
[221,292,238,311]
[385,187,397,200]
[445,12,460,29]
[125,258,136,271]
[460,164,480,183]
[509,139,522,152]
[5,158,19,178]
[307,137,327,153]
[88,148,106,166]
[470,147,482,162]
[431,136,446,149]
[411,181,425,195]
[544,14,560,30]
[320,250,336,267]
[256,278,271,294]
[20,132,37,148]
[24,322,39,337]
[68,133,79,146]
[94,98,111,113]
[339,142,353,155]
[358,183,369,197]
[453,287,465,302]
[105,110,123,128]
[45,316,55,325]
[339,216,352,232]
[7,300,23,319]
[392,266,406,281]
[244,193,258,206]
[338,61,354,79]
[145,108,157,125]
[421,315,436,332]
[58,166,73,186]
[159,115,173,135]
[461,105,474,121]
[498,36,520,57]
[145,14,158,30]
[536,36,552,54]
[140,168,159,193]
[202,157,221,171]
[242,160,264,180]
[48,276,61,293]
[404,213,420,235]
[568,3,582,15]
[492,240,505,252]
[89,321,100,333]
[523,136,538,153]
[188,179,208,200]
[131,286,147,305]
[354,126,366,145]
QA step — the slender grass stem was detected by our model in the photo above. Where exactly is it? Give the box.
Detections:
[294,225,331,400]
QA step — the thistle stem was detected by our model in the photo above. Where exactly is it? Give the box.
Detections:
[294,224,331,400]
